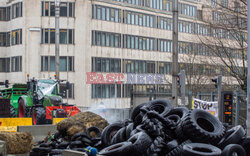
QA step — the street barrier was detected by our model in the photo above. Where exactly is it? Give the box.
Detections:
[0,118,32,126]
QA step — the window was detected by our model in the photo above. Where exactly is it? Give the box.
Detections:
[159,62,171,74]
[92,57,121,72]
[221,0,228,8]
[91,84,121,98]
[41,56,74,72]
[124,60,155,73]
[0,32,10,47]
[0,7,10,21]
[92,5,121,23]
[158,39,172,52]
[11,29,22,45]
[11,2,22,19]
[92,31,121,48]
[123,34,156,51]
[123,84,133,97]
[41,1,75,17]
[0,58,10,72]
[124,10,156,28]
[157,16,172,30]
[179,3,197,17]
[41,29,74,44]
[59,83,74,99]
[11,56,22,72]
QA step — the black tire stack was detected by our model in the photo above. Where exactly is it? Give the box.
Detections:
[31,99,248,156]
[99,99,248,156]
[30,126,102,156]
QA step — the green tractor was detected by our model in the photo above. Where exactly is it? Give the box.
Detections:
[0,83,28,117]
[17,78,64,125]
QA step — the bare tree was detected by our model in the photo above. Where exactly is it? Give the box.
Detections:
[198,0,247,91]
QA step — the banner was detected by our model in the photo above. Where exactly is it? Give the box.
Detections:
[192,98,218,117]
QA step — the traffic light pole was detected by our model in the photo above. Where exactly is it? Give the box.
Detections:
[55,0,60,80]
[217,74,222,122]
[172,0,179,107]
[247,0,250,136]
[180,70,185,107]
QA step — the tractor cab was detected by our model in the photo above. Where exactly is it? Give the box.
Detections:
[27,79,63,106]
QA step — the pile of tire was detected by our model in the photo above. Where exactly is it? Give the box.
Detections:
[99,99,250,156]
[30,126,102,156]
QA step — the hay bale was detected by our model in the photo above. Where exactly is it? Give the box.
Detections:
[57,111,108,134]
[67,125,83,137]
[0,132,32,154]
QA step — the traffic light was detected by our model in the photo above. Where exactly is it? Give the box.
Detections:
[222,92,233,125]
[212,77,218,88]
[5,80,9,88]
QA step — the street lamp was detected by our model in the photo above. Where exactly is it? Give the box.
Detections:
[55,0,60,80]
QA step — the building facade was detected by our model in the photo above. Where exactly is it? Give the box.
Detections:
[0,0,242,108]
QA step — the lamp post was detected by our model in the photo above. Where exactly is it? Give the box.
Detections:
[55,0,60,80]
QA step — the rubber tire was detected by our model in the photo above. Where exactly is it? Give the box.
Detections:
[57,141,69,149]
[167,107,188,120]
[131,102,148,122]
[167,140,191,156]
[166,114,181,126]
[183,143,221,156]
[128,132,152,155]
[241,137,250,154]
[39,143,50,148]
[10,105,16,117]
[50,149,63,155]
[86,126,101,139]
[147,99,173,116]
[71,132,88,141]
[101,122,124,146]
[222,144,246,156]
[69,140,83,149]
[32,147,51,153]
[18,98,31,117]
[218,125,245,149]
[165,139,179,153]
[125,123,134,140]
[111,127,127,144]
[99,141,133,156]
[182,109,225,144]
[32,107,47,125]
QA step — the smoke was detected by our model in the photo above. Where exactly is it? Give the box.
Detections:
[85,101,122,124]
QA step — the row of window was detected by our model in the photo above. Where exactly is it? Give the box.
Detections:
[0,2,22,21]
[91,31,242,58]
[91,57,241,76]
[41,29,74,44]
[92,5,227,38]
[92,58,121,73]
[0,29,22,46]
[41,56,74,72]
[91,84,172,98]
[113,0,197,17]
[0,56,22,72]
[92,31,121,48]
[41,1,75,17]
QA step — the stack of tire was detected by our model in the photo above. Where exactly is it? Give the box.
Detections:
[30,126,102,156]
[99,99,250,156]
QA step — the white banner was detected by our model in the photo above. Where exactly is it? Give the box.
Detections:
[192,98,218,117]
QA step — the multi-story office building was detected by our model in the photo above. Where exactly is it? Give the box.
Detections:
[0,0,242,108]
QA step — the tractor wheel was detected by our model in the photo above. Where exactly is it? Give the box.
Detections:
[10,105,16,117]
[18,99,31,117]
[32,107,47,125]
